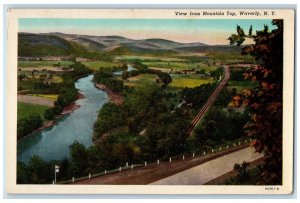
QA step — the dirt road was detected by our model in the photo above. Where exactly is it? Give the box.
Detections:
[18,95,54,107]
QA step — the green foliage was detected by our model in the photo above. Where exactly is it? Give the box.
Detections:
[122,68,172,87]
[223,165,261,185]
[51,61,91,115]
[44,108,55,120]
[181,83,218,109]
[230,68,246,81]
[143,110,190,159]
[94,69,124,92]
[18,33,80,57]
[94,103,126,138]
[214,88,232,107]
[210,67,223,79]
[69,141,89,176]
[17,114,43,140]
[17,157,71,184]
[191,108,249,150]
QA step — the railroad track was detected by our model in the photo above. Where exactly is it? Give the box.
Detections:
[186,66,230,136]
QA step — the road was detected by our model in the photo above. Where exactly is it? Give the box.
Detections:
[70,144,250,185]
[186,66,230,135]
[150,147,263,185]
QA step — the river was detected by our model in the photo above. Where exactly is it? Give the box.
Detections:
[17,75,109,163]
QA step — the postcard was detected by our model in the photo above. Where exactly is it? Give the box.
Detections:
[5,8,294,194]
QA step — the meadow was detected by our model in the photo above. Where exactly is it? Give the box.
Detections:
[169,74,214,89]
[17,102,50,121]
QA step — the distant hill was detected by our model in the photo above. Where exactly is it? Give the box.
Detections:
[18,33,87,57]
[18,32,241,57]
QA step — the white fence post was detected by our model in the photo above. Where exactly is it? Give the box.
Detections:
[212,149,214,153]
[53,180,55,184]
[203,151,206,155]
[126,162,128,167]
[119,167,122,172]
[227,145,229,149]
[72,177,74,183]
[89,173,91,179]
[131,164,133,169]
[192,153,195,157]
[157,159,160,164]
[104,170,107,175]
[182,155,185,160]
[239,141,241,146]
[145,161,147,166]
[169,157,172,163]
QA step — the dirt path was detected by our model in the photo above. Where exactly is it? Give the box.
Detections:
[18,95,54,107]
[150,147,263,185]
[70,144,253,185]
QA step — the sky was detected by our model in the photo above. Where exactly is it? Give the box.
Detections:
[19,18,276,45]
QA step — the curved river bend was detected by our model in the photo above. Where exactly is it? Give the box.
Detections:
[17,75,108,163]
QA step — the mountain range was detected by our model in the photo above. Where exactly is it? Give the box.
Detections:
[18,32,241,57]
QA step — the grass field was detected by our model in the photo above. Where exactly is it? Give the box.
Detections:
[115,55,186,62]
[125,74,158,87]
[169,75,214,88]
[143,61,211,71]
[18,79,39,90]
[82,61,122,70]
[17,102,50,120]
[227,80,258,93]
[124,74,161,95]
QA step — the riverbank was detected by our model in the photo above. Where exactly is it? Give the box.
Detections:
[17,92,84,143]
[94,83,123,106]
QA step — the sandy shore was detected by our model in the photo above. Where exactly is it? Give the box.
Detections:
[94,83,124,106]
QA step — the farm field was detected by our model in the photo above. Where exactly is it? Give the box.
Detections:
[169,75,214,89]
[124,74,159,88]
[27,94,58,101]
[115,55,187,62]
[142,61,218,71]
[17,102,50,121]
[82,61,122,70]
[18,60,73,68]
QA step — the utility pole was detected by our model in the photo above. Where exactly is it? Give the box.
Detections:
[54,165,60,184]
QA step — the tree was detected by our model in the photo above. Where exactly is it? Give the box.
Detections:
[18,74,26,81]
[17,114,43,140]
[44,108,55,120]
[69,141,88,176]
[228,20,283,184]
[234,161,250,182]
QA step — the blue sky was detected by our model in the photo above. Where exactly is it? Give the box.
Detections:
[19,18,275,45]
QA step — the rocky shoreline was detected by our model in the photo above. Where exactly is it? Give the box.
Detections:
[94,83,124,106]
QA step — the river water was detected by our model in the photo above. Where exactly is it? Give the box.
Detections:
[17,75,109,163]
